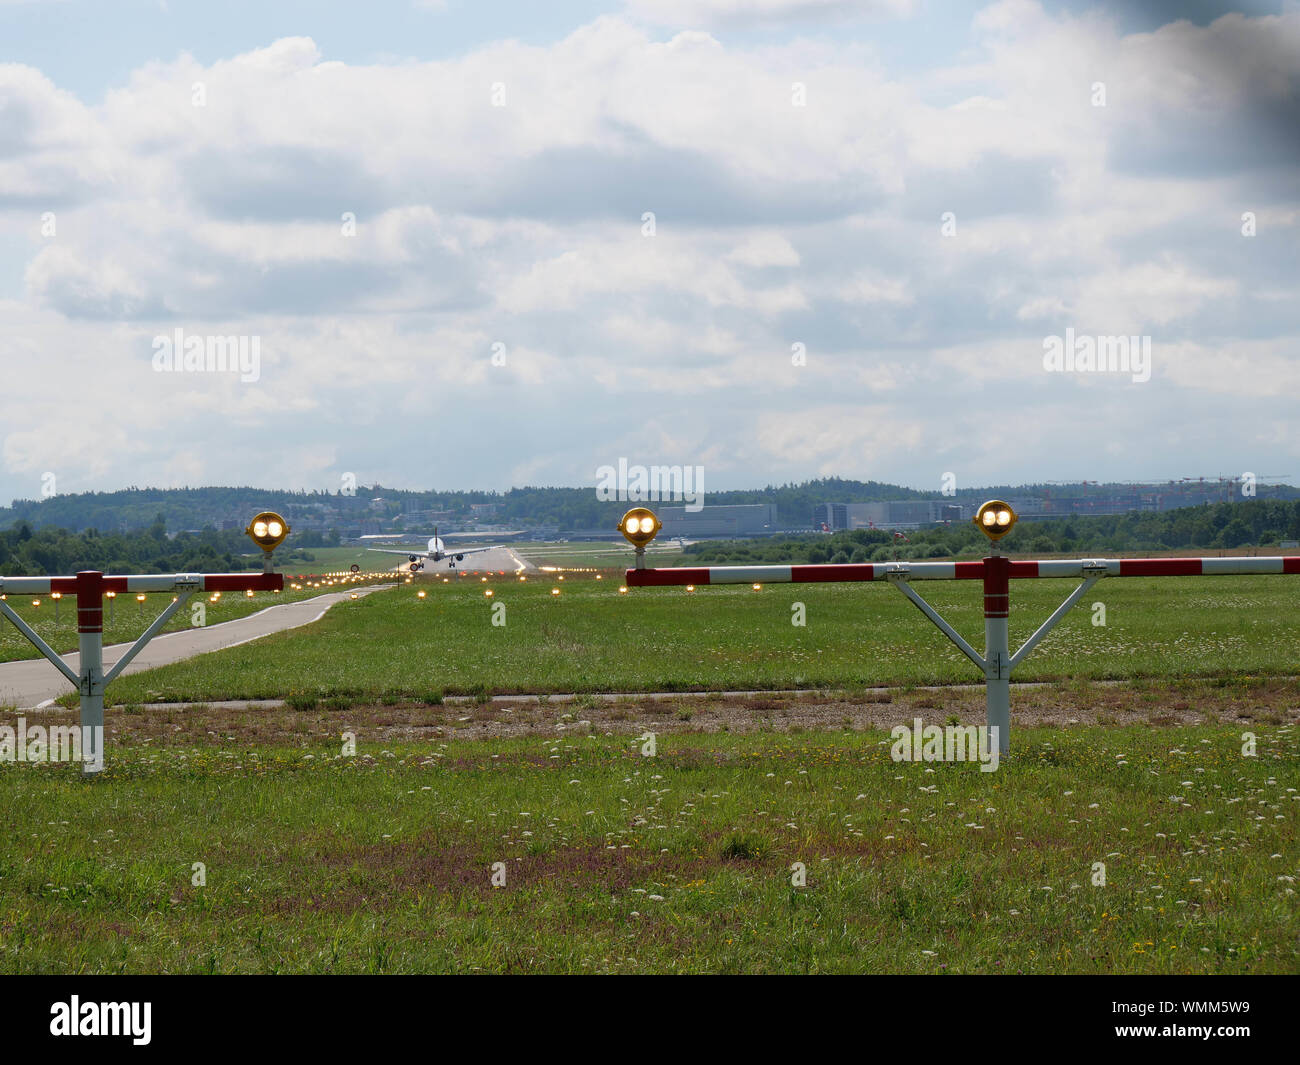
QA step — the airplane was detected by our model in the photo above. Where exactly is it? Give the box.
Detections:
[365,527,502,571]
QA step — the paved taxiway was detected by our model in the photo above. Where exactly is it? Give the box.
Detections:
[0,585,392,710]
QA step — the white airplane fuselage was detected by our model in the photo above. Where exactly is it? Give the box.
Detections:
[411,536,461,563]
[368,527,499,571]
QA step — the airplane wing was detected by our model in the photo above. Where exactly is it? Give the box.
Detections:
[363,544,502,557]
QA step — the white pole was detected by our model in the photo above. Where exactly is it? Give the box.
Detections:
[983,554,1011,756]
[78,629,104,775]
[985,614,1010,756]
[75,571,107,775]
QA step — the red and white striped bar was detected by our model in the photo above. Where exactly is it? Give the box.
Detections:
[0,572,285,595]
[626,557,1300,587]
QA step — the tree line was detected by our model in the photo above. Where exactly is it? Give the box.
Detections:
[0,478,1102,533]
[0,515,266,576]
[682,500,1300,566]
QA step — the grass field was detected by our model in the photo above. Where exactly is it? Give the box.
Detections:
[5,564,1297,975]
[85,572,1300,705]
[0,706,1294,974]
[519,541,685,569]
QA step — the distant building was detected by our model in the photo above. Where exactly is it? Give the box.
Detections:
[657,504,777,538]
[470,503,502,518]
[815,501,967,531]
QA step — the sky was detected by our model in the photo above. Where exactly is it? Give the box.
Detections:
[1,0,1297,503]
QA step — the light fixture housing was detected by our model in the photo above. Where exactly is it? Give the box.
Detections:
[246,511,291,551]
[973,499,1018,542]
[618,507,662,547]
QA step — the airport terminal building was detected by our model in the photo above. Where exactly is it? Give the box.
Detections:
[815,501,968,531]
[657,504,778,538]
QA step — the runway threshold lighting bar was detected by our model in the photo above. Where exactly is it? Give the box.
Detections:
[622,504,1300,755]
[0,513,290,774]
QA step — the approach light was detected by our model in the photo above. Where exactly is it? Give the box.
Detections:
[618,586,628,594]
[974,500,1018,542]
[619,507,662,547]
[417,590,427,599]
[245,511,291,552]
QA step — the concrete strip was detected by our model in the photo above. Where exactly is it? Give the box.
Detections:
[34,675,1291,714]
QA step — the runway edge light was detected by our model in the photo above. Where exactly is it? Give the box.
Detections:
[974,500,1018,543]
[246,511,291,570]
[619,507,661,570]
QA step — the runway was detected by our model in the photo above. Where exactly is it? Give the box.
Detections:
[379,545,537,575]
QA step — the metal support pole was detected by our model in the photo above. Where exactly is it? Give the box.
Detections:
[75,571,105,775]
[0,598,80,686]
[103,591,191,684]
[1010,572,1103,670]
[983,555,1011,755]
[888,574,985,671]
[627,548,1300,762]
[0,567,280,774]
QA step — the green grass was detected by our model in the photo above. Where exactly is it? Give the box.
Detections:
[0,724,1293,973]
[282,546,407,572]
[520,541,684,569]
[0,579,387,666]
[92,573,1300,704]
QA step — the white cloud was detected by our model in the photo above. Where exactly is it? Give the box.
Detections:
[0,5,1296,497]
[624,0,914,29]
